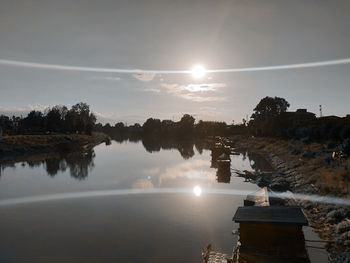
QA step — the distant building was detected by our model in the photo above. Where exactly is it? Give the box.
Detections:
[280,109,316,127]
[249,109,316,136]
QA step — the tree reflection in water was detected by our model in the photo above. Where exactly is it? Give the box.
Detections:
[110,134,211,160]
[0,163,15,179]
[26,149,96,179]
[43,150,95,179]
[142,136,213,160]
[0,137,270,183]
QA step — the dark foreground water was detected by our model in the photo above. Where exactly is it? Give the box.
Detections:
[0,140,328,263]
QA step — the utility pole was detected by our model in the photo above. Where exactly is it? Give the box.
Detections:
[319,105,323,118]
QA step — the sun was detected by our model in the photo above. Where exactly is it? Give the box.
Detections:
[191,65,206,79]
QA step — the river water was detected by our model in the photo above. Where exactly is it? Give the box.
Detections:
[0,139,328,263]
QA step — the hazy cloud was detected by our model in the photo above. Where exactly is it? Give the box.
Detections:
[158,159,215,186]
[90,76,121,81]
[143,167,161,175]
[160,82,226,102]
[132,179,154,189]
[0,104,48,116]
[199,106,222,117]
[133,73,156,82]
[94,112,146,125]
[143,88,161,93]
[179,94,226,102]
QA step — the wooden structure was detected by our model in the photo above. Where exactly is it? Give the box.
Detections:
[233,205,310,262]
[211,143,231,160]
[210,139,232,183]
[202,168,311,263]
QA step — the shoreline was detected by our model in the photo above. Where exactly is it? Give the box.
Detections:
[0,132,109,165]
[229,135,350,262]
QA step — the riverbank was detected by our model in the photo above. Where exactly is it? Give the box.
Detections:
[0,132,108,164]
[229,135,350,262]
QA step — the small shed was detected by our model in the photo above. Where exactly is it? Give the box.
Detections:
[233,206,310,262]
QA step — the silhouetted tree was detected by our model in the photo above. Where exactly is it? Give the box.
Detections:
[143,118,161,135]
[114,122,125,130]
[177,114,195,137]
[65,102,96,134]
[46,105,68,132]
[0,115,11,132]
[195,120,227,137]
[251,96,290,120]
[23,111,45,132]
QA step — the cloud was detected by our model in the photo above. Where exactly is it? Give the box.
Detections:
[184,83,226,92]
[0,104,49,116]
[160,82,227,102]
[158,159,215,186]
[178,94,226,102]
[143,88,161,93]
[133,73,156,82]
[143,167,160,175]
[132,179,154,189]
[93,112,146,125]
[198,106,222,117]
[93,111,117,122]
[90,76,121,81]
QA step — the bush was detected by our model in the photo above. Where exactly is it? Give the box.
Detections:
[340,124,350,140]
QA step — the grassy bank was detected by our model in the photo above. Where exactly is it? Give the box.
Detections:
[230,135,350,262]
[231,135,350,196]
[0,132,108,164]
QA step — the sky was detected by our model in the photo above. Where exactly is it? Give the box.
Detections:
[0,0,349,125]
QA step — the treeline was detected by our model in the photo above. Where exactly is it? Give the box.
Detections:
[0,102,96,135]
[95,96,350,144]
[2,96,349,144]
[95,114,228,139]
[247,96,350,144]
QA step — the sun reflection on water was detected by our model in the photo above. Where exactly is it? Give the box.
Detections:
[193,185,202,197]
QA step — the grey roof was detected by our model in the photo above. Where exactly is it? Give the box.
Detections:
[233,206,308,226]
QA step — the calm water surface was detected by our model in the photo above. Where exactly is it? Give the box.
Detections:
[0,140,327,263]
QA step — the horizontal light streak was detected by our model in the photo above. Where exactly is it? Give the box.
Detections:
[0,58,350,74]
[0,188,349,207]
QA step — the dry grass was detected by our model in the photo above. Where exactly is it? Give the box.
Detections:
[233,135,350,195]
[2,132,106,147]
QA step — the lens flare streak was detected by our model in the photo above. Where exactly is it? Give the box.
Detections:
[0,188,349,207]
[0,58,350,74]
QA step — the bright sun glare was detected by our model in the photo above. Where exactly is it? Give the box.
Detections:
[193,185,202,197]
[191,65,206,79]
